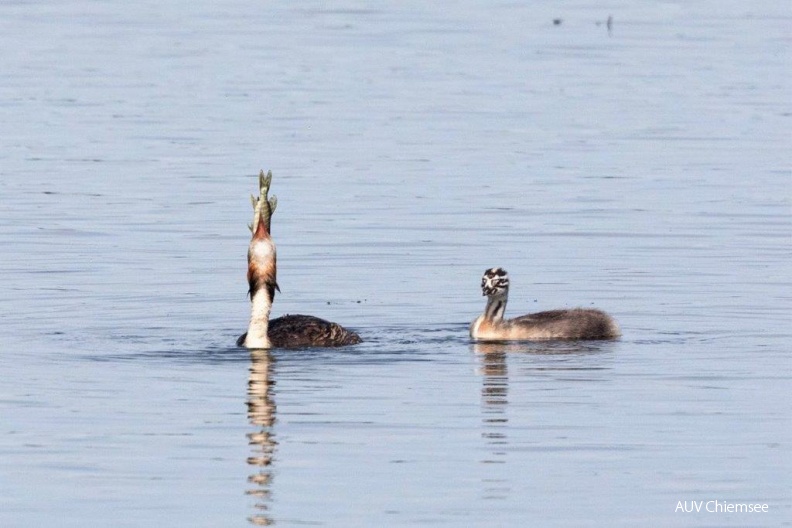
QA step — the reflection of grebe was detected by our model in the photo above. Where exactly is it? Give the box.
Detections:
[476,348,510,500]
[238,171,361,349]
[246,349,276,526]
[470,268,620,341]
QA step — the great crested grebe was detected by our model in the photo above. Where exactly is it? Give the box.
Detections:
[470,268,620,341]
[237,171,362,349]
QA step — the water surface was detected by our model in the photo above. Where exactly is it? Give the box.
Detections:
[1,1,789,526]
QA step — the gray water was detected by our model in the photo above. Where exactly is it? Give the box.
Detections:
[1,1,790,526]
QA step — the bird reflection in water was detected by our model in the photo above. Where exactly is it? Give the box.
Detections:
[246,349,277,526]
[473,340,610,502]
[474,342,511,501]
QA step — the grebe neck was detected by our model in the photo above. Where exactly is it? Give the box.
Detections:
[484,294,508,322]
[245,287,273,348]
[244,214,278,349]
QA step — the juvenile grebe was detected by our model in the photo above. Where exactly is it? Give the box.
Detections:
[238,171,362,349]
[470,268,620,341]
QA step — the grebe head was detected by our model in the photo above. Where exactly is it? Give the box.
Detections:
[482,267,510,297]
[247,172,279,301]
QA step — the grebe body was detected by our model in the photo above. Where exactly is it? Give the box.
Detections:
[238,314,362,348]
[470,268,619,341]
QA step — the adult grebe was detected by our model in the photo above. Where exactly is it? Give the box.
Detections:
[238,171,362,349]
[470,267,620,341]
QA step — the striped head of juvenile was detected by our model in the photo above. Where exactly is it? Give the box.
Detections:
[481,267,510,297]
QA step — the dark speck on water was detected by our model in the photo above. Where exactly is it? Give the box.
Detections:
[0,1,788,526]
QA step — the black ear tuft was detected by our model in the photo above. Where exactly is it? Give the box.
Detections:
[266,279,278,301]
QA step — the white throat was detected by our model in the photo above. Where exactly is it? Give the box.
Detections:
[245,288,273,348]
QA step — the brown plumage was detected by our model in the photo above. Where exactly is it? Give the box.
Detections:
[247,241,278,303]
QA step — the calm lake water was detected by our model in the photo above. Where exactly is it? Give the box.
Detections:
[1,1,789,526]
